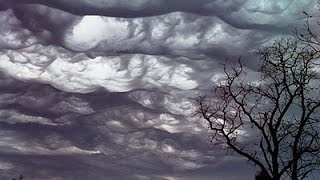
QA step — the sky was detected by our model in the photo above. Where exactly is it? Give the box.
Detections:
[0,0,318,180]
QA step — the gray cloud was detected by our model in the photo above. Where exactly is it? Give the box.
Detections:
[0,73,254,179]
[0,0,318,179]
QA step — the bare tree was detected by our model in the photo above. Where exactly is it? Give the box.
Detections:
[255,170,272,180]
[196,15,320,180]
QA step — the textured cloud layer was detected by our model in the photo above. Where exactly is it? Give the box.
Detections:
[0,0,318,179]
[0,73,252,179]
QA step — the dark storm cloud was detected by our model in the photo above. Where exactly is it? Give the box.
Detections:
[0,0,315,67]
[0,0,318,179]
[0,72,254,179]
[0,0,238,18]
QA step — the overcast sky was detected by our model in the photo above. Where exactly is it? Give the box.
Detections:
[0,0,318,180]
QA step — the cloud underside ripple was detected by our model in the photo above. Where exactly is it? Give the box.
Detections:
[0,0,317,179]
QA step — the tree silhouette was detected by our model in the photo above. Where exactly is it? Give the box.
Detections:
[255,170,272,180]
[197,13,320,180]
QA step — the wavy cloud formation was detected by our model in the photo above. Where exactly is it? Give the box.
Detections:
[0,0,318,179]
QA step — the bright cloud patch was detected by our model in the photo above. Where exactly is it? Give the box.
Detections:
[0,45,198,92]
[65,16,130,51]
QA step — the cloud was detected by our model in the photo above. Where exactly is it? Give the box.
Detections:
[0,72,252,179]
[0,0,318,179]
[0,44,199,92]
[0,10,40,49]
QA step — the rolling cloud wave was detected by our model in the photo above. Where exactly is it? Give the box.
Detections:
[0,0,317,179]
